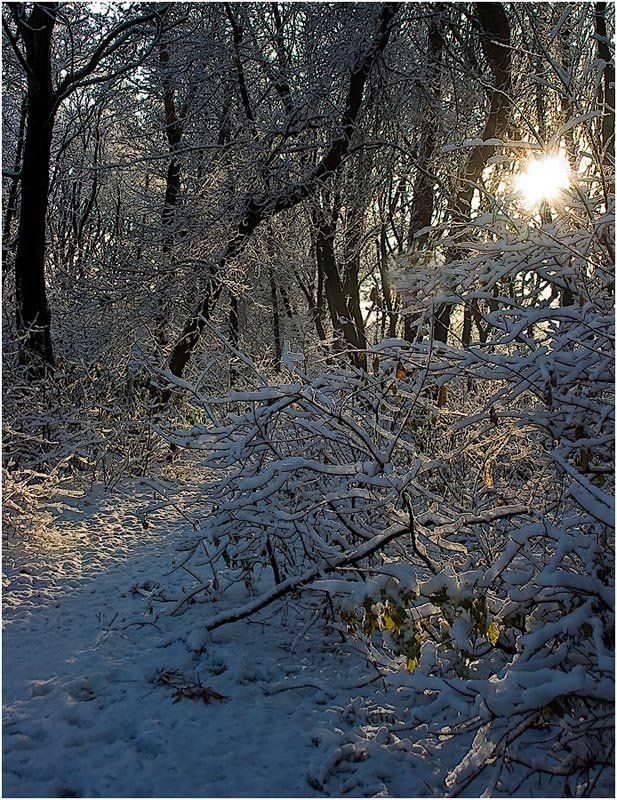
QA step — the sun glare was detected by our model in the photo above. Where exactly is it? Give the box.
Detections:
[515,153,571,208]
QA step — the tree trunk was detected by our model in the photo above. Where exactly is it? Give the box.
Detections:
[279,283,294,318]
[313,203,367,370]
[403,6,444,342]
[157,37,184,348]
[407,8,444,250]
[297,259,329,348]
[433,2,512,345]
[14,3,58,370]
[595,2,615,176]
[341,193,368,366]
[7,3,162,371]
[378,226,398,339]
[461,304,472,349]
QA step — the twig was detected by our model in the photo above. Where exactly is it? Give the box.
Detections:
[189,522,410,648]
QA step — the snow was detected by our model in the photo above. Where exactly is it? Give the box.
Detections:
[2,480,438,798]
[3,385,614,800]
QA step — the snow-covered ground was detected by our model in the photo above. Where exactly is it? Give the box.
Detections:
[7,474,608,798]
[3,480,441,798]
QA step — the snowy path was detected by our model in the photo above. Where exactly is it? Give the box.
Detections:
[3,484,170,624]
[3,483,427,798]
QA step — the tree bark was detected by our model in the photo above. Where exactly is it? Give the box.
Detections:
[12,3,58,370]
[404,7,444,342]
[433,2,512,345]
[296,261,329,348]
[312,200,367,370]
[341,191,368,365]
[595,2,615,175]
[378,225,398,339]
[157,37,184,347]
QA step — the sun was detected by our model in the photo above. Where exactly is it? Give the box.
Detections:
[515,153,571,208]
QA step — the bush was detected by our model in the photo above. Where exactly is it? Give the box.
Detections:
[164,191,614,795]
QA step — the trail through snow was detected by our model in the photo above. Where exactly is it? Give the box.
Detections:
[2,480,430,798]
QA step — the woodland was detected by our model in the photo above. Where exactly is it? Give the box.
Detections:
[2,1,615,797]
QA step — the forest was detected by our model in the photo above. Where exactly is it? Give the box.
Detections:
[2,1,615,797]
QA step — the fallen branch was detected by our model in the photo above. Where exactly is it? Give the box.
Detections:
[191,522,410,650]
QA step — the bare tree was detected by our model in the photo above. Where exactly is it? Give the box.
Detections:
[2,2,163,371]
[166,3,400,380]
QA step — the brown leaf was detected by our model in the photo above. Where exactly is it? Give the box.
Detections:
[484,462,494,488]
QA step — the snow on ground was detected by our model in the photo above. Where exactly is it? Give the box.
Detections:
[3,483,170,624]
[2,479,440,798]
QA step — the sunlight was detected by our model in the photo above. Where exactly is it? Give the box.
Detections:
[515,153,570,208]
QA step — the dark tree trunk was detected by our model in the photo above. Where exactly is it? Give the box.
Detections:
[461,304,472,349]
[279,283,294,319]
[341,196,368,366]
[595,2,615,175]
[433,2,512,345]
[313,203,367,370]
[450,4,512,219]
[403,7,444,342]
[314,255,328,344]
[296,258,329,348]
[162,161,181,233]
[378,226,398,339]
[432,303,453,346]
[157,37,184,347]
[6,3,162,372]
[406,8,444,250]
[13,3,59,370]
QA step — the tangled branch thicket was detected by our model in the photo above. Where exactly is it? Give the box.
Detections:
[2,345,167,535]
[159,191,614,795]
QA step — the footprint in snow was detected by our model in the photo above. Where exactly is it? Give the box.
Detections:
[28,677,57,698]
[63,678,96,702]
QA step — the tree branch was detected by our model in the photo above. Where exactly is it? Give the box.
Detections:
[55,9,163,101]
[186,521,410,646]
